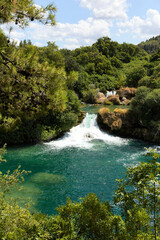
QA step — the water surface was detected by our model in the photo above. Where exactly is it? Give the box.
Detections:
[2,106,156,215]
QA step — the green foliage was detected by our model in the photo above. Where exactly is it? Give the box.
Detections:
[0,2,83,145]
[38,42,65,68]
[0,29,81,145]
[110,56,123,68]
[1,3,160,239]
[41,126,57,142]
[60,36,149,102]
[59,112,78,132]
[138,35,160,54]
[66,90,81,113]
[130,86,160,125]
[138,75,157,88]
[0,0,56,27]
[126,67,146,87]
[49,193,126,240]
[73,71,89,98]
[150,49,160,62]
[66,71,79,90]
[0,197,50,240]
[82,84,99,103]
[138,51,160,88]
[89,74,118,92]
[114,149,160,239]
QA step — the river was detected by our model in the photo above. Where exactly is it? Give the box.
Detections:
[2,105,157,215]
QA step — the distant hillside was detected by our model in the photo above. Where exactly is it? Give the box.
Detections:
[138,35,160,54]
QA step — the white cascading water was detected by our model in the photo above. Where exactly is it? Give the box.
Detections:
[46,113,129,149]
[106,90,116,98]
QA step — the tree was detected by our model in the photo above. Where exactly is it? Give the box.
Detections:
[130,87,160,124]
[126,67,146,87]
[0,0,56,27]
[52,193,126,240]
[38,42,65,68]
[93,37,111,57]
[0,30,83,144]
[114,149,160,240]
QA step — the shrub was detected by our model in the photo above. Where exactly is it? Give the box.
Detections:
[59,112,78,132]
[82,85,99,103]
[130,86,160,124]
[126,67,147,87]
[41,126,57,141]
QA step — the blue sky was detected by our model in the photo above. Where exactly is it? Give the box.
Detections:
[1,0,160,49]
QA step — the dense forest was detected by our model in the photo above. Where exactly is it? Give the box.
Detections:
[138,35,160,54]
[0,30,160,144]
[0,1,160,145]
[0,1,159,146]
[0,31,82,145]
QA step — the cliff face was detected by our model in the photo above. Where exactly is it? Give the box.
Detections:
[97,107,160,143]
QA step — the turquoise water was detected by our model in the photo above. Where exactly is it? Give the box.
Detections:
[2,106,156,215]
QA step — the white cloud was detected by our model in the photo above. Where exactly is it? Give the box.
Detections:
[34,42,43,47]
[10,30,26,39]
[66,38,79,44]
[63,44,81,50]
[10,38,21,45]
[1,0,128,49]
[0,23,27,44]
[26,17,111,49]
[79,0,128,20]
[118,9,160,39]
[2,1,159,49]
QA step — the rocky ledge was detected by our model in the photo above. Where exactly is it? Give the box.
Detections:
[95,87,136,105]
[97,107,160,144]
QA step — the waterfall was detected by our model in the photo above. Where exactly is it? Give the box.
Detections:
[46,113,129,149]
[106,90,116,98]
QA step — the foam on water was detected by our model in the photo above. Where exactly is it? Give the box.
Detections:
[46,113,129,149]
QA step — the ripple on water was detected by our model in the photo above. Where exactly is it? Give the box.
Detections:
[3,113,156,215]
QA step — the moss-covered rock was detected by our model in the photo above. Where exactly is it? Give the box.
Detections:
[95,92,107,104]
[107,95,121,105]
[97,107,160,143]
[117,87,136,100]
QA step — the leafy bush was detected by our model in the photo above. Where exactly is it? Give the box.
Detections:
[130,86,160,123]
[126,67,147,87]
[82,84,99,103]
[59,112,78,132]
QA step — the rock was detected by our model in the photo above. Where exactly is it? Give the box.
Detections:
[98,107,127,131]
[97,107,160,144]
[96,98,106,104]
[107,95,120,105]
[123,99,131,105]
[117,87,136,100]
[95,92,107,104]
[96,92,106,98]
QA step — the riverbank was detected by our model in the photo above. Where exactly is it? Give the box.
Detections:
[97,107,160,144]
